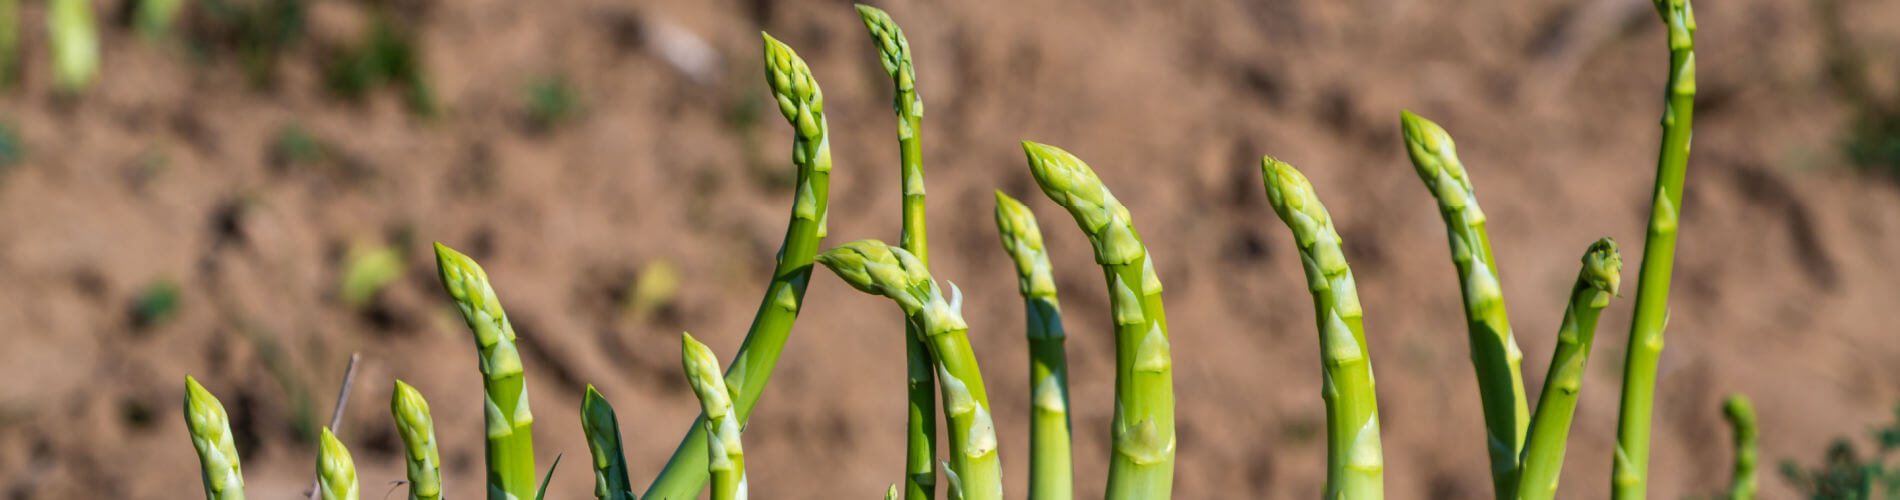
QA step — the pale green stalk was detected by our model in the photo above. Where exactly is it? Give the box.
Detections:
[994,191,1073,500]
[317,428,359,500]
[185,376,246,500]
[0,0,17,87]
[433,243,538,500]
[46,0,97,92]
[392,380,443,500]
[581,386,636,500]
[1400,110,1530,497]
[1022,142,1173,499]
[644,33,832,500]
[1261,157,1383,499]
[134,0,186,39]
[1514,239,1623,500]
[1722,395,1757,500]
[816,240,1002,500]
[858,6,937,498]
[1611,1,1696,497]
[683,333,748,500]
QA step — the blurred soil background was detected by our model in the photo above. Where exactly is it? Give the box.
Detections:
[2,0,1900,498]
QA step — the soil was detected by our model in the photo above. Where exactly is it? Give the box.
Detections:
[2,0,1899,498]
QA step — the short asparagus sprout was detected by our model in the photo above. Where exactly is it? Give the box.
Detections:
[46,0,97,92]
[1514,239,1623,500]
[683,333,748,500]
[0,0,18,87]
[886,484,901,500]
[581,386,636,500]
[185,376,246,500]
[391,380,443,500]
[317,427,359,500]
[432,242,539,500]
[1723,395,1758,500]
[1261,156,1384,499]
[995,191,1074,500]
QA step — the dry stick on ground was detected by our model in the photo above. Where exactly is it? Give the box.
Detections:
[307,353,362,499]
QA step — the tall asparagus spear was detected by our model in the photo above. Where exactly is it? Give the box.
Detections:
[1514,239,1623,500]
[994,191,1074,500]
[1610,1,1696,497]
[185,376,246,500]
[1021,142,1174,499]
[581,386,636,500]
[1260,156,1384,499]
[644,32,833,500]
[1722,395,1758,500]
[816,240,1003,500]
[317,428,359,500]
[857,6,938,498]
[432,243,538,500]
[391,381,443,500]
[1400,110,1530,497]
[682,333,749,500]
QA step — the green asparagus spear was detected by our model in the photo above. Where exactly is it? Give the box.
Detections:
[886,484,900,500]
[134,0,187,40]
[46,0,97,93]
[994,191,1073,500]
[816,240,1002,500]
[1400,110,1530,497]
[1021,142,1174,499]
[0,0,17,87]
[644,32,832,500]
[1611,1,1696,498]
[581,386,636,500]
[1722,395,1758,500]
[857,6,938,498]
[185,376,246,500]
[1514,239,1623,500]
[432,243,539,500]
[317,427,359,500]
[392,381,443,500]
[682,333,748,500]
[1260,156,1384,499]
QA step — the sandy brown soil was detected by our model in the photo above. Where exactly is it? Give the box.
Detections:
[3,0,1900,498]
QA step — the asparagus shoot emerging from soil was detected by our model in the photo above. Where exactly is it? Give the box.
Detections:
[46,0,97,92]
[995,191,1074,500]
[317,427,359,500]
[1611,1,1696,498]
[644,32,833,500]
[0,0,17,87]
[858,6,938,498]
[581,386,635,500]
[185,376,246,500]
[1400,110,1530,497]
[887,484,900,500]
[1261,156,1384,499]
[392,381,443,500]
[433,242,539,500]
[1514,239,1623,500]
[816,240,1003,500]
[682,333,748,500]
[1723,394,1758,500]
[1021,142,1175,499]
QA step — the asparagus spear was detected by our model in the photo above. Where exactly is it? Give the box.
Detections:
[1400,110,1530,497]
[816,240,1002,500]
[1722,395,1758,500]
[994,191,1074,500]
[581,386,636,500]
[46,0,97,92]
[184,376,246,500]
[857,6,938,498]
[644,32,833,500]
[1260,156,1384,499]
[317,427,359,500]
[391,381,443,500]
[887,484,901,500]
[1611,1,1696,497]
[682,333,748,500]
[0,0,17,87]
[1021,142,1174,499]
[1514,239,1623,500]
[432,243,539,500]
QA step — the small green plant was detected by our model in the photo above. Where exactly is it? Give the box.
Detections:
[1782,404,1900,500]
[525,76,579,131]
[132,279,182,329]
[325,17,437,116]
[0,0,18,87]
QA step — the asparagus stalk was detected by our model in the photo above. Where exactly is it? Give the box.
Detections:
[0,0,17,87]
[1610,1,1696,497]
[682,333,748,500]
[432,243,539,500]
[644,32,833,500]
[1514,239,1623,500]
[1400,110,1530,497]
[1722,394,1758,500]
[46,0,97,92]
[994,191,1074,500]
[581,386,636,500]
[184,376,246,500]
[857,6,938,498]
[1260,156,1384,499]
[317,427,359,500]
[816,240,1002,500]
[392,381,444,500]
[1021,142,1174,499]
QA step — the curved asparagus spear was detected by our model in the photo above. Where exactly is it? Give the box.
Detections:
[1021,142,1174,499]
[185,376,246,500]
[1260,156,1384,499]
[1722,395,1758,500]
[317,428,359,500]
[392,381,443,500]
[1400,110,1530,497]
[1514,239,1623,500]
[857,6,938,498]
[816,240,1002,500]
[432,243,538,500]
[645,32,833,500]
[581,386,635,500]
[994,191,1074,500]
[683,333,748,500]
[1611,1,1696,498]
